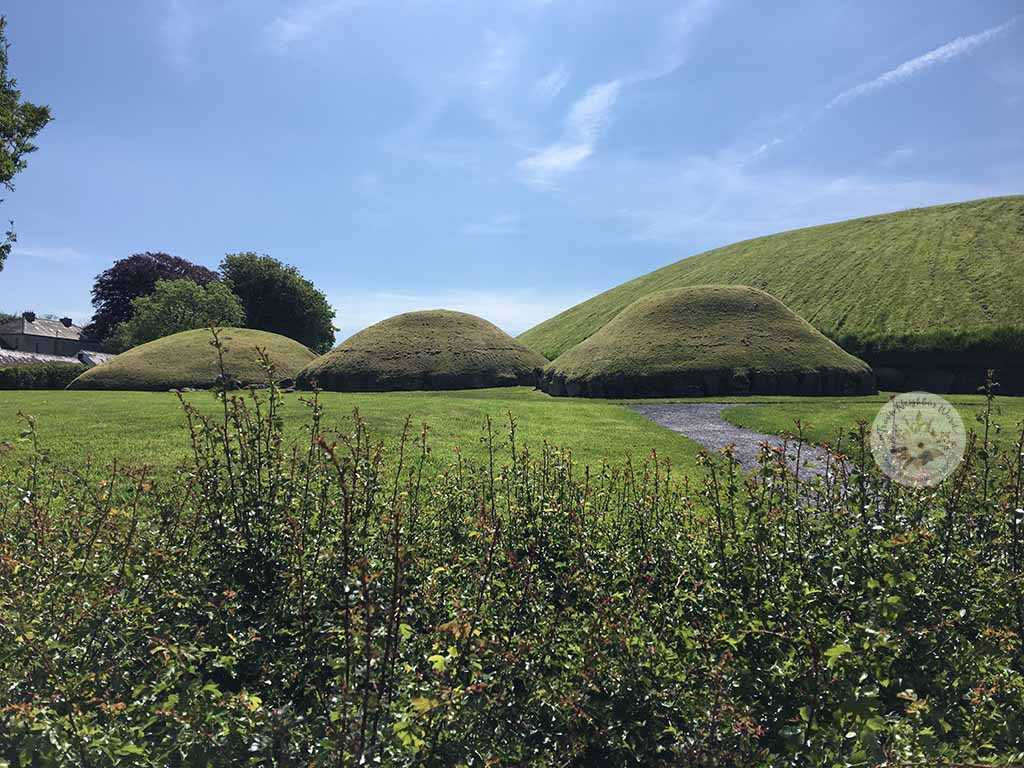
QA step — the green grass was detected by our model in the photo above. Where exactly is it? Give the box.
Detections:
[68,327,316,391]
[8,386,1023,481]
[519,195,1024,365]
[0,387,705,477]
[543,285,873,397]
[298,310,547,391]
[722,394,1024,445]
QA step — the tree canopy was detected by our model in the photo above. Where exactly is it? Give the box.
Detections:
[0,16,52,271]
[87,252,218,343]
[221,252,336,353]
[114,279,245,349]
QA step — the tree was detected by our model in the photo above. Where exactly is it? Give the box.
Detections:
[221,253,336,353]
[1,16,52,271]
[114,279,245,349]
[86,252,218,343]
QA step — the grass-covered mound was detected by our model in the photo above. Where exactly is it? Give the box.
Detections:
[297,310,547,391]
[520,196,1024,387]
[67,328,315,391]
[543,285,875,397]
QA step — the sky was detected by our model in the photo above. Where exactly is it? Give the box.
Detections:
[1,0,1022,341]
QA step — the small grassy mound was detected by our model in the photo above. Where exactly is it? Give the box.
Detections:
[543,286,875,397]
[68,328,315,391]
[297,310,547,391]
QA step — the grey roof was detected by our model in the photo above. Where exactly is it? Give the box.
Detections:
[0,349,113,368]
[77,350,116,367]
[0,317,83,340]
[0,349,83,366]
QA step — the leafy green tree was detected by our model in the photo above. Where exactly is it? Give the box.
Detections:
[1,16,52,272]
[86,252,219,343]
[115,279,245,349]
[221,252,336,353]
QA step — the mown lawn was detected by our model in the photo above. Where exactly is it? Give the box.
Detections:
[5,388,1022,480]
[0,387,707,477]
[722,393,1024,445]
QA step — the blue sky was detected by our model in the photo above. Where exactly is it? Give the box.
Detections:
[1,0,1022,340]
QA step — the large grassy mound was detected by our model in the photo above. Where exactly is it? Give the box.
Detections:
[520,196,1024,388]
[68,328,316,391]
[543,286,875,397]
[297,310,547,391]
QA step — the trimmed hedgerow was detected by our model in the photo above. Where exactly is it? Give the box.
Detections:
[0,362,87,390]
[835,324,1024,369]
[1,344,1023,764]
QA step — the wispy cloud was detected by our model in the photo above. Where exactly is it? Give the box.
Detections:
[477,30,522,92]
[733,18,1018,166]
[12,246,87,263]
[518,80,622,186]
[518,143,594,185]
[534,65,570,101]
[263,0,365,55]
[828,17,1019,109]
[640,0,720,79]
[519,0,719,187]
[460,214,521,237]
[565,80,622,144]
[157,0,195,72]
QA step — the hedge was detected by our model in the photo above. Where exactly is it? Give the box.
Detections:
[0,362,89,390]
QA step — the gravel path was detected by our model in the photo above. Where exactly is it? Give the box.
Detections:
[627,403,833,477]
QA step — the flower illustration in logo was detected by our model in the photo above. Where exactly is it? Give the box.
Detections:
[870,392,966,488]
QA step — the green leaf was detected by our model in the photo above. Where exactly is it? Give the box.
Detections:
[824,643,853,667]
[410,697,439,714]
[865,716,886,732]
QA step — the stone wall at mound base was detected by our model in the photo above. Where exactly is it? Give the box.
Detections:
[875,367,1024,395]
[542,367,877,398]
[300,369,541,392]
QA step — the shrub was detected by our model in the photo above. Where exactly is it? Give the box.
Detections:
[1,353,1023,765]
[113,278,245,349]
[0,362,87,389]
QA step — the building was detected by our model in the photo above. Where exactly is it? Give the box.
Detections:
[0,312,99,357]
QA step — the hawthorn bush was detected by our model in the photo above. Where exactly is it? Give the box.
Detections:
[1,347,1023,765]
